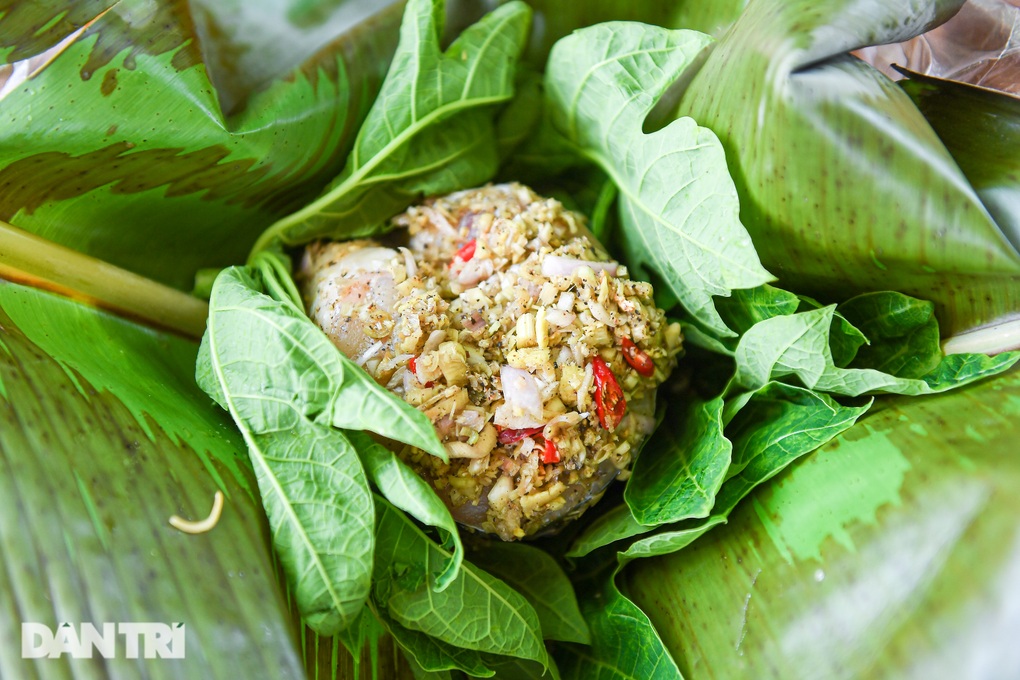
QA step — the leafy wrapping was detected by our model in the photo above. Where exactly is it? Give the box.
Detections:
[542,22,773,335]
[624,364,1020,679]
[0,0,402,290]
[901,71,1020,253]
[733,300,1020,396]
[674,0,1020,336]
[466,541,591,645]
[197,263,447,460]
[571,381,871,559]
[0,282,306,677]
[555,565,681,680]
[374,604,495,677]
[624,396,730,526]
[251,0,531,254]
[350,430,464,591]
[372,498,550,670]
[198,266,376,635]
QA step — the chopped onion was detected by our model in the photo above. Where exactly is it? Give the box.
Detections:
[423,329,447,353]
[544,308,576,327]
[587,299,615,326]
[398,246,417,278]
[457,257,494,287]
[422,206,455,233]
[487,475,515,508]
[543,411,585,440]
[542,255,618,279]
[354,341,384,366]
[494,365,545,428]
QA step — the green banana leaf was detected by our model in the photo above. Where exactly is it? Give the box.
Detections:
[0,279,305,678]
[900,71,1020,254]
[624,363,1020,679]
[674,0,1020,336]
[495,0,748,63]
[3,1,1020,678]
[0,0,402,290]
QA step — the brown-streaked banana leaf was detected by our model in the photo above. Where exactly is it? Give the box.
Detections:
[674,0,1020,336]
[0,0,403,291]
[3,1,1020,678]
[624,363,1020,679]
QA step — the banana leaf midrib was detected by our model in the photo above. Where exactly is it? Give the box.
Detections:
[0,219,208,338]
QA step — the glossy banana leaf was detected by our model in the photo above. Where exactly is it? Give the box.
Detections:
[0,280,306,678]
[674,0,1020,336]
[492,0,748,63]
[624,363,1020,679]
[0,0,402,290]
[3,1,1020,679]
[900,71,1020,255]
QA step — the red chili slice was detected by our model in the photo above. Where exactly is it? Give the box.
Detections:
[408,356,434,388]
[592,356,626,431]
[497,426,545,446]
[621,338,655,377]
[453,239,477,263]
[541,438,560,464]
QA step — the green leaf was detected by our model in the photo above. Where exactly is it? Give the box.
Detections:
[542,22,773,336]
[556,565,681,680]
[375,603,496,677]
[488,656,563,680]
[674,0,1020,335]
[733,304,1020,396]
[0,282,304,676]
[336,604,387,669]
[467,541,591,644]
[200,266,376,635]
[624,365,1020,678]
[716,284,801,336]
[495,68,545,162]
[617,517,726,566]
[836,291,941,378]
[351,431,463,591]
[567,504,654,559]
[901,71,1020,255]
[0,0,401,290]
[196,266,447,459]
[373,497,549,668]
[511,0,748,65]
[575,381,870,560]
[252,0,532,254]
[624,396,731,526]
[716,383,871,509]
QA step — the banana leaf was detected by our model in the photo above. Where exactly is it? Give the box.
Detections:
[674,0,1020,336]
[3,1,1020,678]
[624,363,1020,679]
[0,0,403,290]
[494,0,748,63]
[0,279,306,678]
[900,71,1020,254]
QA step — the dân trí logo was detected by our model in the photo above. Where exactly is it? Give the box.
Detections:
[22,622,186,659]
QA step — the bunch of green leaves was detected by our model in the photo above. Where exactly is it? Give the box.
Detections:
[7,0,1018,678]
[195,1,595,676]
[0,0,406,291]
[500,13,1020,676]
[198,0,1020,676]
